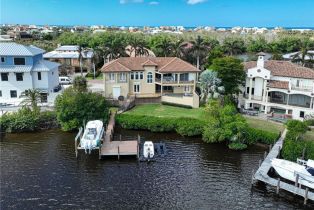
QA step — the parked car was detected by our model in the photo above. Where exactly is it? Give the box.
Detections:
[53,84,62,92]
[59,76,72,85]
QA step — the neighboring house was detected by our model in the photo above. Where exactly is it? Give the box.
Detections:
[43,45,94,72]
[0,42,60,105]
[238,52,314,121]
[101,57,200,108]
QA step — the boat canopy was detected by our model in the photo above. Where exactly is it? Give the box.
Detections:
[307,159,314,168]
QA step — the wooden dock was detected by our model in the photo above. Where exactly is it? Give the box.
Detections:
[253,129,314,204]
[75,110,139,160]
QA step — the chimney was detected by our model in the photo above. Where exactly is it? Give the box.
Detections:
[257,52,266,68]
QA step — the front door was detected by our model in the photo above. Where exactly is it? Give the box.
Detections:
[112,87,121,99]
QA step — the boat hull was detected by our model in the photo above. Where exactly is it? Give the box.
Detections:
[271,159,314,189]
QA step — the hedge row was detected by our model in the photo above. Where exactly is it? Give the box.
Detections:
[244,127,280,145]
[116,114,203,136]
[0,108,59,133]
[282,138,314,161]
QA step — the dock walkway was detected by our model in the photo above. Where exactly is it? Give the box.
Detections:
[99,111,139,159]
[253,129,314,203]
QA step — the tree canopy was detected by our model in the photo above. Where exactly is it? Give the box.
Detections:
[210,57,246,96]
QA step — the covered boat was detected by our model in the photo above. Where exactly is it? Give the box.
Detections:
[271,158,314,189]
[143,141,154,159]
[81,120,104,154]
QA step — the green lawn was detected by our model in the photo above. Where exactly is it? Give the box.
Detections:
[244,116,285,133]
[124,104,206,120]
[304,130,314,141]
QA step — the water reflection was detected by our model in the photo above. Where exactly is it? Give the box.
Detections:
[0,128,312,209]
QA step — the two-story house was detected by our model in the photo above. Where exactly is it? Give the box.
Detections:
[238,52,314,120]
[43,45,94,72]
[0,42,60,104]
[101,57,200,108]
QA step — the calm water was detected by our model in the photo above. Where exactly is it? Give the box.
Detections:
[0,128,313,209]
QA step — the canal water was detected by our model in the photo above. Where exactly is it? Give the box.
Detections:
[0,128,313,209]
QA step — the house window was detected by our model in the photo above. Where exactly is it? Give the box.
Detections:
[253,78,255,81]
[296,80,300,87]
[147,72,153,83]
[130,72,134,80]
[135,72,139,80]
[180,73,189,81]
[133,84,140,93]
[14,57,25,65]
[300,111,305,118]
[64,58,71,65]
[38,72,42,80]
[246,87,249,94]
[139,72,143,80]
[10,90,17,98]
[1,73,8,81]
[16,73,23,81]
[119,73,126,82]
[0,57,5,63]
[251,88,255,95]
[109,73,115,81]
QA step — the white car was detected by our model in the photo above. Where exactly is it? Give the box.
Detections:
[59,76,72,85]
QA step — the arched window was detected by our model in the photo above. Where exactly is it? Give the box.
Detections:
[147,72,153,83]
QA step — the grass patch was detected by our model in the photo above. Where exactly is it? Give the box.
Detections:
[244,116,284,133]
[124,104,206,120]
[304,130,314,141]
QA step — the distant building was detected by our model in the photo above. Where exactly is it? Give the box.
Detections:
[238,53,314,121]
[43,45,94,72]
[0,42,60,104]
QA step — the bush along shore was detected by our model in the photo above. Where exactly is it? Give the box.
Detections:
[116,101,280,150]
[281,120,314,161]
[0,107,59,133]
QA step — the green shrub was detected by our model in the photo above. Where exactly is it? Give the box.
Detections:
[0,108,59,133]
[282,138,314,161]
[228,142,248,150]
[55,88,109,131]
[116,114,203,136]
[244,127,280,145]
[305,119,314,126]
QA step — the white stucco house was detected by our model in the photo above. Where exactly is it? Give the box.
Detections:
[238,52,314,121]
[0,42,60,105]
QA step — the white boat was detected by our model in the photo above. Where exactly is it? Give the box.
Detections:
[271,158,314,189]
[81,120,104,154]
[143,141,154,159]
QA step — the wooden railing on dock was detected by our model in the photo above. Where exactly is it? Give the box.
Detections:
[252,129,314,204]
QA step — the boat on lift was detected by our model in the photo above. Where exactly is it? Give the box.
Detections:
[81,120,104,154]
[143,141,154,160]
[271,158,314,189]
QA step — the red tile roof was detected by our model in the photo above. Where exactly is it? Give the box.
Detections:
[244,60,314,79]
[267,80,289,89]
[101,57,200,73]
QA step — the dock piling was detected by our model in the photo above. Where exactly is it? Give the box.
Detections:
[295,174,299,187]
[276,178,280,194]
[304,188,309,205]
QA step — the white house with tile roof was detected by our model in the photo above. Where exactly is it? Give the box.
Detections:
[0,42,60,105]
[101,57,200,108]
[238,53,314,121]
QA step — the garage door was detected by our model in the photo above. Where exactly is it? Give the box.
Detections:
[112,87,121,99]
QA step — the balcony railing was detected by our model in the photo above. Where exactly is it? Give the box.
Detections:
[155,78,194,84]
[291,85,313,92]
[243,93,263,101]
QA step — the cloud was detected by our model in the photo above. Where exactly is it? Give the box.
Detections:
[119,0,144,4]
[187,0,207,5]
[149,1,159,5]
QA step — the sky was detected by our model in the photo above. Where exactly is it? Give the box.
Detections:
[1,0,314,27]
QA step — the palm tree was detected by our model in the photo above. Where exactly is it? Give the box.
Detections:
[291,39,314,67]
[102,38,128,61]
[222,37,246,56]
[184,35,210,70]
[268,43,283,60]
[156,37,174,57]
[199,70,222,102]
[20,89,42,111]
[172,39,185,58]
[128,36,149,57]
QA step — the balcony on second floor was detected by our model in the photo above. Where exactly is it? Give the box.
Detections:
[155,73,195,85]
